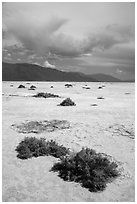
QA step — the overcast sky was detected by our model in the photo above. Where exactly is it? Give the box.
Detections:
[2,2,135,80]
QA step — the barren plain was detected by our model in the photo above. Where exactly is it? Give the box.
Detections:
[2,82,135,202]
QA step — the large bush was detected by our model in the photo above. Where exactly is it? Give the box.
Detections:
[15,137,69,159]
[15,137,119,192]
[51,148,119,192]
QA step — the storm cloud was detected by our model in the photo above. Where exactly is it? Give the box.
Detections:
[2,2,135,80]
[3,4,134,58]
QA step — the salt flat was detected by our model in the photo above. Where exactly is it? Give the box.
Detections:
[2,81,135,202]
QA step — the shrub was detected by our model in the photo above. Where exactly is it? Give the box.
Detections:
[16,137,120,192]
[28,88,35,90]
[18,84,25,88]
[30,85,36,89]
[65,84,73,88]
[45,140,69,158]
[91,104,98,106]
[58,98,76,106]
[51,148,119,192]
[29,85,36,90]
[12,120,70,134]
[97,96,104,99]
[82,86,90,89]
[15,137,69,159]
[33,92,59,98]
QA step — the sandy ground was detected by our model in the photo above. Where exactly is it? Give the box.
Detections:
[2,81,135,202]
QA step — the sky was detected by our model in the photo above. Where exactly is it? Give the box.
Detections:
[2,2,135,80]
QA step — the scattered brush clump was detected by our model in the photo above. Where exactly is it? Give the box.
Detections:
[15,137,70,159]
[83,86,90,89]
[91,104,98,106]
[28,85,36,90]
[18,84,25,88]
[97,96,104,99]
[9,94,19,97]
[33,92,60,98]
[65,84,73,88]
[11,120,70,134]
[58,98,76,106]
[51,148,119,192]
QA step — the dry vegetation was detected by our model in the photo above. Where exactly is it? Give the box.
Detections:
[15,137,120,192]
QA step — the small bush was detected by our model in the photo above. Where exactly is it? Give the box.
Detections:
[58,98,76,106]
[18,84,25,88]
[65,84,73,88]
[28,85,36,90]
[51,148,119,192]
[83,86,90,89]
[30,85,36,89]
[33,92,59,98]
[91,104,98,107]
[15,137,69,159]
[28,88,35,90]
[97,96,104,99]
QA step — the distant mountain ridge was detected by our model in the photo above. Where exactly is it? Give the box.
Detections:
[2,62,123,82]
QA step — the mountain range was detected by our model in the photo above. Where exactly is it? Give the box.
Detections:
[2,62,126,82]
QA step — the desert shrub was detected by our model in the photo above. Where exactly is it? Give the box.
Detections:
[15,137,69,159]
[65,84,73,88]
[91,104,98,106]
[16,137,119,192]
[12,120,70,134]
[28,88,35,90]
[58,98,76,106]
[97,96,104,99]
[45,140,69,158]
[30,85,36,89]
[29,85,36,90]
[51,148,119,192]
[18,84,25,88]
[82,86,90,89]
[33,92,59,98]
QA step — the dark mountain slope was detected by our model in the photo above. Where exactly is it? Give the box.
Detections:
[2,62,122,82]
[90,73,121,82]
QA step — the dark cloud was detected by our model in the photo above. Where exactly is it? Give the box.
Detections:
[3,6,134,58]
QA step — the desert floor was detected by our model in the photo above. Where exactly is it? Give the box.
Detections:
[2,82,135,202]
